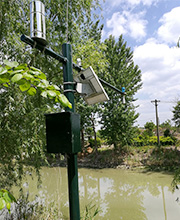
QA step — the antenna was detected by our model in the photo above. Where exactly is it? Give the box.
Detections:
[66,0,69,42]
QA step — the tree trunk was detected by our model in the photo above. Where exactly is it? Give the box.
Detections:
[91,117,98,154]
[81,128,85,149]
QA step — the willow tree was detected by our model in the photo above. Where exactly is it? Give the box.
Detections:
[100,35,142,149]
[0,0,102,78]
[0,0,102,188]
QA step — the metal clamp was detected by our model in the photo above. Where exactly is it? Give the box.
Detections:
[64,89,76,93]
[63,82,76,85]
[63,82,77,93]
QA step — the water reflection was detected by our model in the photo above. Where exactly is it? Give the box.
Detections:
[16,168,180,220]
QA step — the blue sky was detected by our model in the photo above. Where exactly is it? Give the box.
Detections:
[99,0,180,127]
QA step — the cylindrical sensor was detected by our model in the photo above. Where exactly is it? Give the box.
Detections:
[30,1,48,46]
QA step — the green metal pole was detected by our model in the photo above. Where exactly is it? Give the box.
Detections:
[62,43,80,220]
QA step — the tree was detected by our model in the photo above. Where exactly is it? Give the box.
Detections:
[0,0,102,88]
[144,121,155,137]
[76,100,101,152]
[73,20,107,150]
[164,128,171,137]
[0,60,72,108]
[160,119,172,129]
[0,60,72,188]
[100,35,142,149]
[172,101,180,128]
[0,0,102,188]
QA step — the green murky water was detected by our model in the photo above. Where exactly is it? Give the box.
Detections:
[18,167,180,220]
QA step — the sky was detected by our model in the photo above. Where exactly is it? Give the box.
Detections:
[99,0,180,127]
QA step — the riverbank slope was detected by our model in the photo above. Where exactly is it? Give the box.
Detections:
[49,145,180,172]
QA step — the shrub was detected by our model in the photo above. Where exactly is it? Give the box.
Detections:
[149,136,157,145]
[133,135,176,146]
[89,137,102,148]
[164,128,171,137]
[160,136,176,146]
[133,137,143,146]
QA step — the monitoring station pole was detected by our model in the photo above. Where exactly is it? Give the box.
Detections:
[21,2,126,219]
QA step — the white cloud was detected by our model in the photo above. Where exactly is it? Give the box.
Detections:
[106,12,127,36]
[106,0,160,7]
[102,1,180,126]
[106,11,147,40]
[157,7,180,45]
[134,41,180,97]
[134,40,180,126]
[127,0,159,6]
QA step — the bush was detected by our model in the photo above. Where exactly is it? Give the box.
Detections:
[88,137,102,148]
[133,135,176,146]
[164,128,171,137]
[149,136,157,145]
[133,137,143,146]
[160,136,176,146]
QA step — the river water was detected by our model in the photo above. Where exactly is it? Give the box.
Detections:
[18,167,180,220]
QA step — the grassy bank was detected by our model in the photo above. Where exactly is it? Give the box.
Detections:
[78,145,180,172]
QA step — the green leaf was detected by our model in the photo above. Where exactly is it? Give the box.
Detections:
[37,79,49,88]
[23,73,34,80]
[0,198,6,210]
[0,67,7,75]
[29,70,40,76]
[10,69,24,75]
[3,82,10,88]
[14,64,28,70]
[41,91,48,98]
[47,85,56,90]
[41,79,49,87]
[29,67,46,80]
[55,97,59,103]
[51,84,60,90]
[30,66,41,72]
[3,192,11,203]
[19,81,31,92]
[58,94,72,108]
[7,192,16,203]
[37,82,46,89]
[38,73,46,80]
[0,189,8,193]
[0,76,10,84]
[3,60,19,68]
[27,87,36,96]
[2,82,9,87]
[6,202,11,211]
[47,90,56,98]
[16,78,27,85]
[11,74,23,82]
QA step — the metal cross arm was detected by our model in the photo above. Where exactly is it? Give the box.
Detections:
[21,34,125,97]
[21,34,67,64]
[73,63,126,96]
[99,78,126,95]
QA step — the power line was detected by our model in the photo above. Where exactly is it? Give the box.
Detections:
[159,101,177,104]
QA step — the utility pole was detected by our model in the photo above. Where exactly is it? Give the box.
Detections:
[151,99,160,146]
